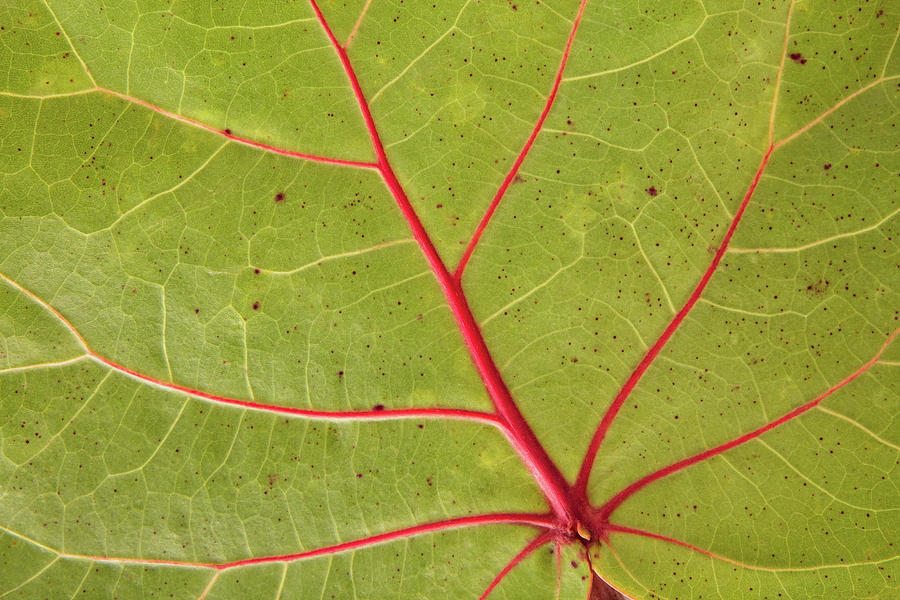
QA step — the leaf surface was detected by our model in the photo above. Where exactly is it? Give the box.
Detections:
[0,1,897,599]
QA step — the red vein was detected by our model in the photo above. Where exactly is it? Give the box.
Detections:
[101,355,505,424]
[94,87,378,169]
[574,144,775,497]
[12,513,555,570]
[595,327,898,523]
[344,0,373,49]
[573,0,803,499]
[575,0,895,503]
[309,0,577,521]
[454,0,589,281]
[478,531,554,600]
[0,271,500,427]
[604,524,724,562]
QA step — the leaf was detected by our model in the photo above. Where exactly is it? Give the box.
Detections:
[0,0,897,598]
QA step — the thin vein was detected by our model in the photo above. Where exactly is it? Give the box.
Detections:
[607,525,899,573]
[344,0,374,48]
[0,356,89,374]
[196,572,219,600]
[369,0,473,103]
[562,25,704,82]
[816,405,900,452]
[0,556,59,598]
[768,1,796,145]
[480,256,582,327]
[255,238,415,275]
[728,207,900,253]
[759,438,899,512]
[775,76,898,149]
[39,0,97,86]
[107,143,229,230]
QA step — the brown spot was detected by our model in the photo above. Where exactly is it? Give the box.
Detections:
[805,279,830,296]
[252,301,260,310]
[512,174,526,184]
[823,164,831,170]
[646,186,658,197]
[274,192,285,202]
[372,404,385,411]
[789,53,807,65]
[223,128,232,135]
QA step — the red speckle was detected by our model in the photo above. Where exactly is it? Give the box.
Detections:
[274,192,285,202]
[646,186,658,197]
[194,308,200,314]
[252,301,260,310]
[254,268,260,274]
[789,53,807,65]
[823,164,831,170]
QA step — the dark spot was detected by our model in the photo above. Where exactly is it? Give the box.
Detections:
[356,473,363,478]
[789,53,807,65]
[252,301,260,310]
[194,308,200,314]
[274,192,285,202]
[823,163,831,170]
[338,371,344,379]
[571,561,578,568]
[373,404,385,411]
[223,128,232,135]
[254,268,260,274]
[646,186,658,197]
[805,279,830,296]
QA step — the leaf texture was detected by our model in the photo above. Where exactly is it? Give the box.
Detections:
[0,1,897,599]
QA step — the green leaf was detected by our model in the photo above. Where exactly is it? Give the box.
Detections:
[1,1,897,599]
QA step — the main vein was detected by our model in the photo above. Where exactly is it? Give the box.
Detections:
[308,0,577,522]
